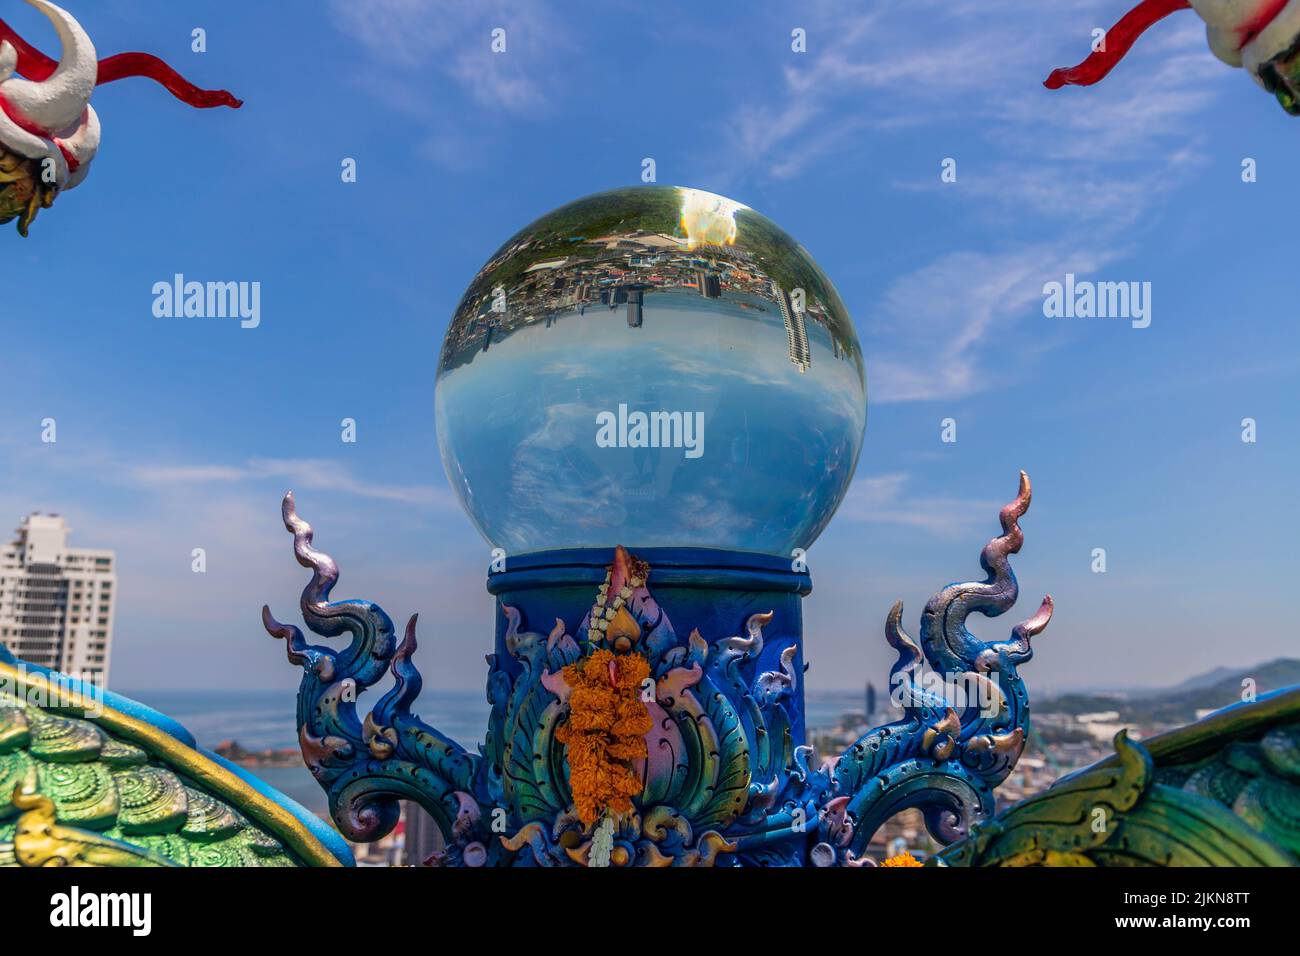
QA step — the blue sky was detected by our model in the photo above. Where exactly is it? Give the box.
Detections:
[3,0,1298,699]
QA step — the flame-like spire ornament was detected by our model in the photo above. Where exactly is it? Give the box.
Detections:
[0,0,240,234]
[263,473,1055,866]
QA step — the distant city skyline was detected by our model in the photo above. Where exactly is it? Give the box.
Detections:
[3,0,1299,696]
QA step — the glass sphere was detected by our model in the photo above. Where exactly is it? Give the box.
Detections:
[435,186,866,557]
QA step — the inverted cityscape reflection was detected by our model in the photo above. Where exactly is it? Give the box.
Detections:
[436,187,866,556]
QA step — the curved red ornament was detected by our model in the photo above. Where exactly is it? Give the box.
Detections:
[0,16,241,108]
[1045,0,1192,89]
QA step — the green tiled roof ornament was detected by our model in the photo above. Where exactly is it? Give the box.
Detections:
[0,652,351,867]
[938,701,1300,866]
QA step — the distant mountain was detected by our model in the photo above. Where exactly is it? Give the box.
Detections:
[1145,665,1248,696]
[1040,658,1300,726]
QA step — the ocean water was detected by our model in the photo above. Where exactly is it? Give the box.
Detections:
[120,688,494,753]
[119,687,494,816]
[118,687,867,817]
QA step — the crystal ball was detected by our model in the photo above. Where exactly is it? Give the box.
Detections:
[435,186,866,557]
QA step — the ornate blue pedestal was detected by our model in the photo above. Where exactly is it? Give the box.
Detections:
[488,546,813,744]
[263,473,1052,866]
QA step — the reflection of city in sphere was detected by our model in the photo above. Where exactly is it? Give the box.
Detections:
[435,186,867,556]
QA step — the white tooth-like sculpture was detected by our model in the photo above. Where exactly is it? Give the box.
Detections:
[0,0,99,191]
[1190,0,1300,78]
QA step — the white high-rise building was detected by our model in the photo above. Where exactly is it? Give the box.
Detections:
[770,280,811,373]
[0,514,116,685]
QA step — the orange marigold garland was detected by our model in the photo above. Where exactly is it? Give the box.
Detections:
[555,649,653,826]
[881,851,923,867]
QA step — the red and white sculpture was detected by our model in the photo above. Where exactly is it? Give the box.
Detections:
[0,0,239,233]
[1047,0,1300,112]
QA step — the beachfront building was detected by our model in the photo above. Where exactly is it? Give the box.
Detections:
[0,513,115,685]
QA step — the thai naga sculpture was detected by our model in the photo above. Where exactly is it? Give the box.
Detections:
[0,0,239,235]
[263,473,1055,867]
[264,461,1300,868]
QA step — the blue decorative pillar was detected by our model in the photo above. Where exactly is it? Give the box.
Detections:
[487,547,812,746]
[262,185,1054,866]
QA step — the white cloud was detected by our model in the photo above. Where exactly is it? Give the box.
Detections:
[866,242,1123,403]
[0,440,487,690]
[727,1,1220,185]
[836,471,1000,537]
[716,1,1226,404]
[132,457,453,508]
[329,0,563,112]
